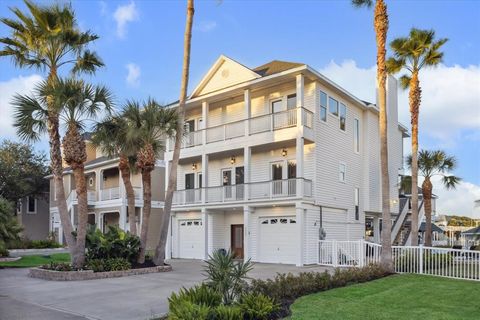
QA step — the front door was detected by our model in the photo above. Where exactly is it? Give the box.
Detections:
[231,224,244,259]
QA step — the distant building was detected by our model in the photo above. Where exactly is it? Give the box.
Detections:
[17,192,50,240]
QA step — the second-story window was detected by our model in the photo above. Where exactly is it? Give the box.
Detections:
[354,188,360,220]
[287,94,297,110]
[354,118,360,153]
[340,103,347,131]
[339,163,346,183]
[320,91,327,122]
[329,97,338,116]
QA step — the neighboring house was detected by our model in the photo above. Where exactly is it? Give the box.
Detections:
[47,133,165,249]
[163,55,408,266]
[16,192,50,240]
[461,226,480,247]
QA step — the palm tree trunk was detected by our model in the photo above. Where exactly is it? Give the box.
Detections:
[71,165,87,268]
[46,68,76,259]
[375,0,393,271]
[154,0,194,266]
[138,168,152,263]
[119,156,137,235]
[409,70,421,246]
[422,177,433,247]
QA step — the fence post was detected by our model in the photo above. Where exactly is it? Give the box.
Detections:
[419,245,424,274]
[332,240,337,267]
[359,239,364,267]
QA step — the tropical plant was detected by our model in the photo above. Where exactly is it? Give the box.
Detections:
[238,293,278,320]
[168,284,221,320]
[85,225,141,264]
[120,100,177,263]
[352,0,392,270]
[154,0,194,266]
[92,116,139,235]
[85,257,131,272]
[1,0,103,266]
[12,78,113,266]
[204,250,253,305]
[0,198,23,256]
[406,150,460,246]
[387,28,448,246]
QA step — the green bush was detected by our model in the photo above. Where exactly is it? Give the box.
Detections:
[85,258,131,272]
[204,250,253,305]
[0,242,9,257]
[86,225,140,263]
[8,238,62,249]
[0,198,22,254]
[238,293,278,320]
[213,305,243,320]
[168,284,222,320]
[42,261,74,271]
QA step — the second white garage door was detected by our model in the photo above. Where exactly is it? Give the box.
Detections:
[258,216,298,264]
[178,219,204,259]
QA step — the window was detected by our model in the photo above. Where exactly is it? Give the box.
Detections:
[88,177,94,187]
[185,173,195,189]
[354,118,360,153]
[320,91,327,122]
[287,94,297,110]
[354,188,360,221]
[27,196,36,214]
[339,103,347,131]
[339,163,346,182]
[271,100,283,113]
[329,97,338,116]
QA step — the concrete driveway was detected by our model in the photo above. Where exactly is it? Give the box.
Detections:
[0,259,331,320]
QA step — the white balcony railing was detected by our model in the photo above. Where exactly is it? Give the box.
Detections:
[67,190,96,204]
[173,178,312,206]
[168,107,314,151]
[100,187,120,201]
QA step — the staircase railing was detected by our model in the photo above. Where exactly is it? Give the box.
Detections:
[406,200,424,246]
[391,198,409,244]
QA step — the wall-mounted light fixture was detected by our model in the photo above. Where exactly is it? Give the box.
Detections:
[281,148,288,157]
[230,156,236,165]
[192,163,197,171]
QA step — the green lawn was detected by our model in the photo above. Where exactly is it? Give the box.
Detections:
[290,274,480,320]
[0,253,70,268]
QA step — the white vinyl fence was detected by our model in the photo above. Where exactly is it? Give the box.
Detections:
[318,240,480,281]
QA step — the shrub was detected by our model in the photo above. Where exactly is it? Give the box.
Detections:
[42,262,74,271]
[86,258,131,272]
[168,284,222,320]
[7,238,62,249]
[213,305,243,320]
[204,250,253,304]
[238,293,278,320]
[86,225,140,263]
[0,198,22,253]
[0,242,9,257]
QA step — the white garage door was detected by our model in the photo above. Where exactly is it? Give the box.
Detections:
[178,219,204,259]
[258,216,298,264]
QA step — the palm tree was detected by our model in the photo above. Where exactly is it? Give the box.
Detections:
[13,78,113,267]
[1,1,103,260]
[92,116,139,236]
[387,28,448,246]
[122,100,177,264]
[154,0,195,266]
[406,150,460,247]
[352,0,392,269]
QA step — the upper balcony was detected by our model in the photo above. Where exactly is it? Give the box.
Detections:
[167,107,314,154]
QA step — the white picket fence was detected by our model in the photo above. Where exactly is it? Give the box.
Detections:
[318,240,480,281]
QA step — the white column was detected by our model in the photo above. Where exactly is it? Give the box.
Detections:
[119,205,127,230]
[243,205,252,260]
[202,208,209,259]
[97,169,102,201]
[244,89,251,136]
[202,101,208,145]
[296,74,305,127]
[207,212,214,256]
[296,136,304,197]
[295,202,305,267]
[202,154,209,203]
[165,214,172,260]
[244,147,251,201]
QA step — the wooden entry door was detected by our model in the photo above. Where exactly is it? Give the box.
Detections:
[231,224,244,259]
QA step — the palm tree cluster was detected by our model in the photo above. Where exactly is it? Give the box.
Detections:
[1,1,178,267]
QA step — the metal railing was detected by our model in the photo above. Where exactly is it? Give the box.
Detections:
[100,187,120,201]
[168,107,314,150]
[173,178,312,205]
[318,240,381,267]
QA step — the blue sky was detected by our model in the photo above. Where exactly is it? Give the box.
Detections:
[0,0,479,216]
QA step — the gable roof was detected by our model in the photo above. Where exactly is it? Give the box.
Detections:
[462,226,480,235]
[253,60,304,77]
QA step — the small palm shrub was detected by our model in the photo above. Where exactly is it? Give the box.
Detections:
[204,250,253,304]
[168,284,222,320]
[238,293,278,320]
[213,305,243,320]
[86,225,140,263]
[0,198,22,256]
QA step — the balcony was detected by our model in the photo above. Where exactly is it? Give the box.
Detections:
[67,190,96,205]
[168,107,314,151]
[172,178,313,206]
[100,187,120,201]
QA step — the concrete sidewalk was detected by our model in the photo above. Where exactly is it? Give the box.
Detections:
[0,259,331,320]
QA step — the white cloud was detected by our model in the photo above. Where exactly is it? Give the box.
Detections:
[125,63,141,87]
[99,1,107,16]
[113,1,139,38]
[0,74,42,139]
[196,20,217,33]
[319,60,480,218]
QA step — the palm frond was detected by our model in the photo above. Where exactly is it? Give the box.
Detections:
[11,92,48,142]
[399,74,411,90]
[351,0,373,8]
